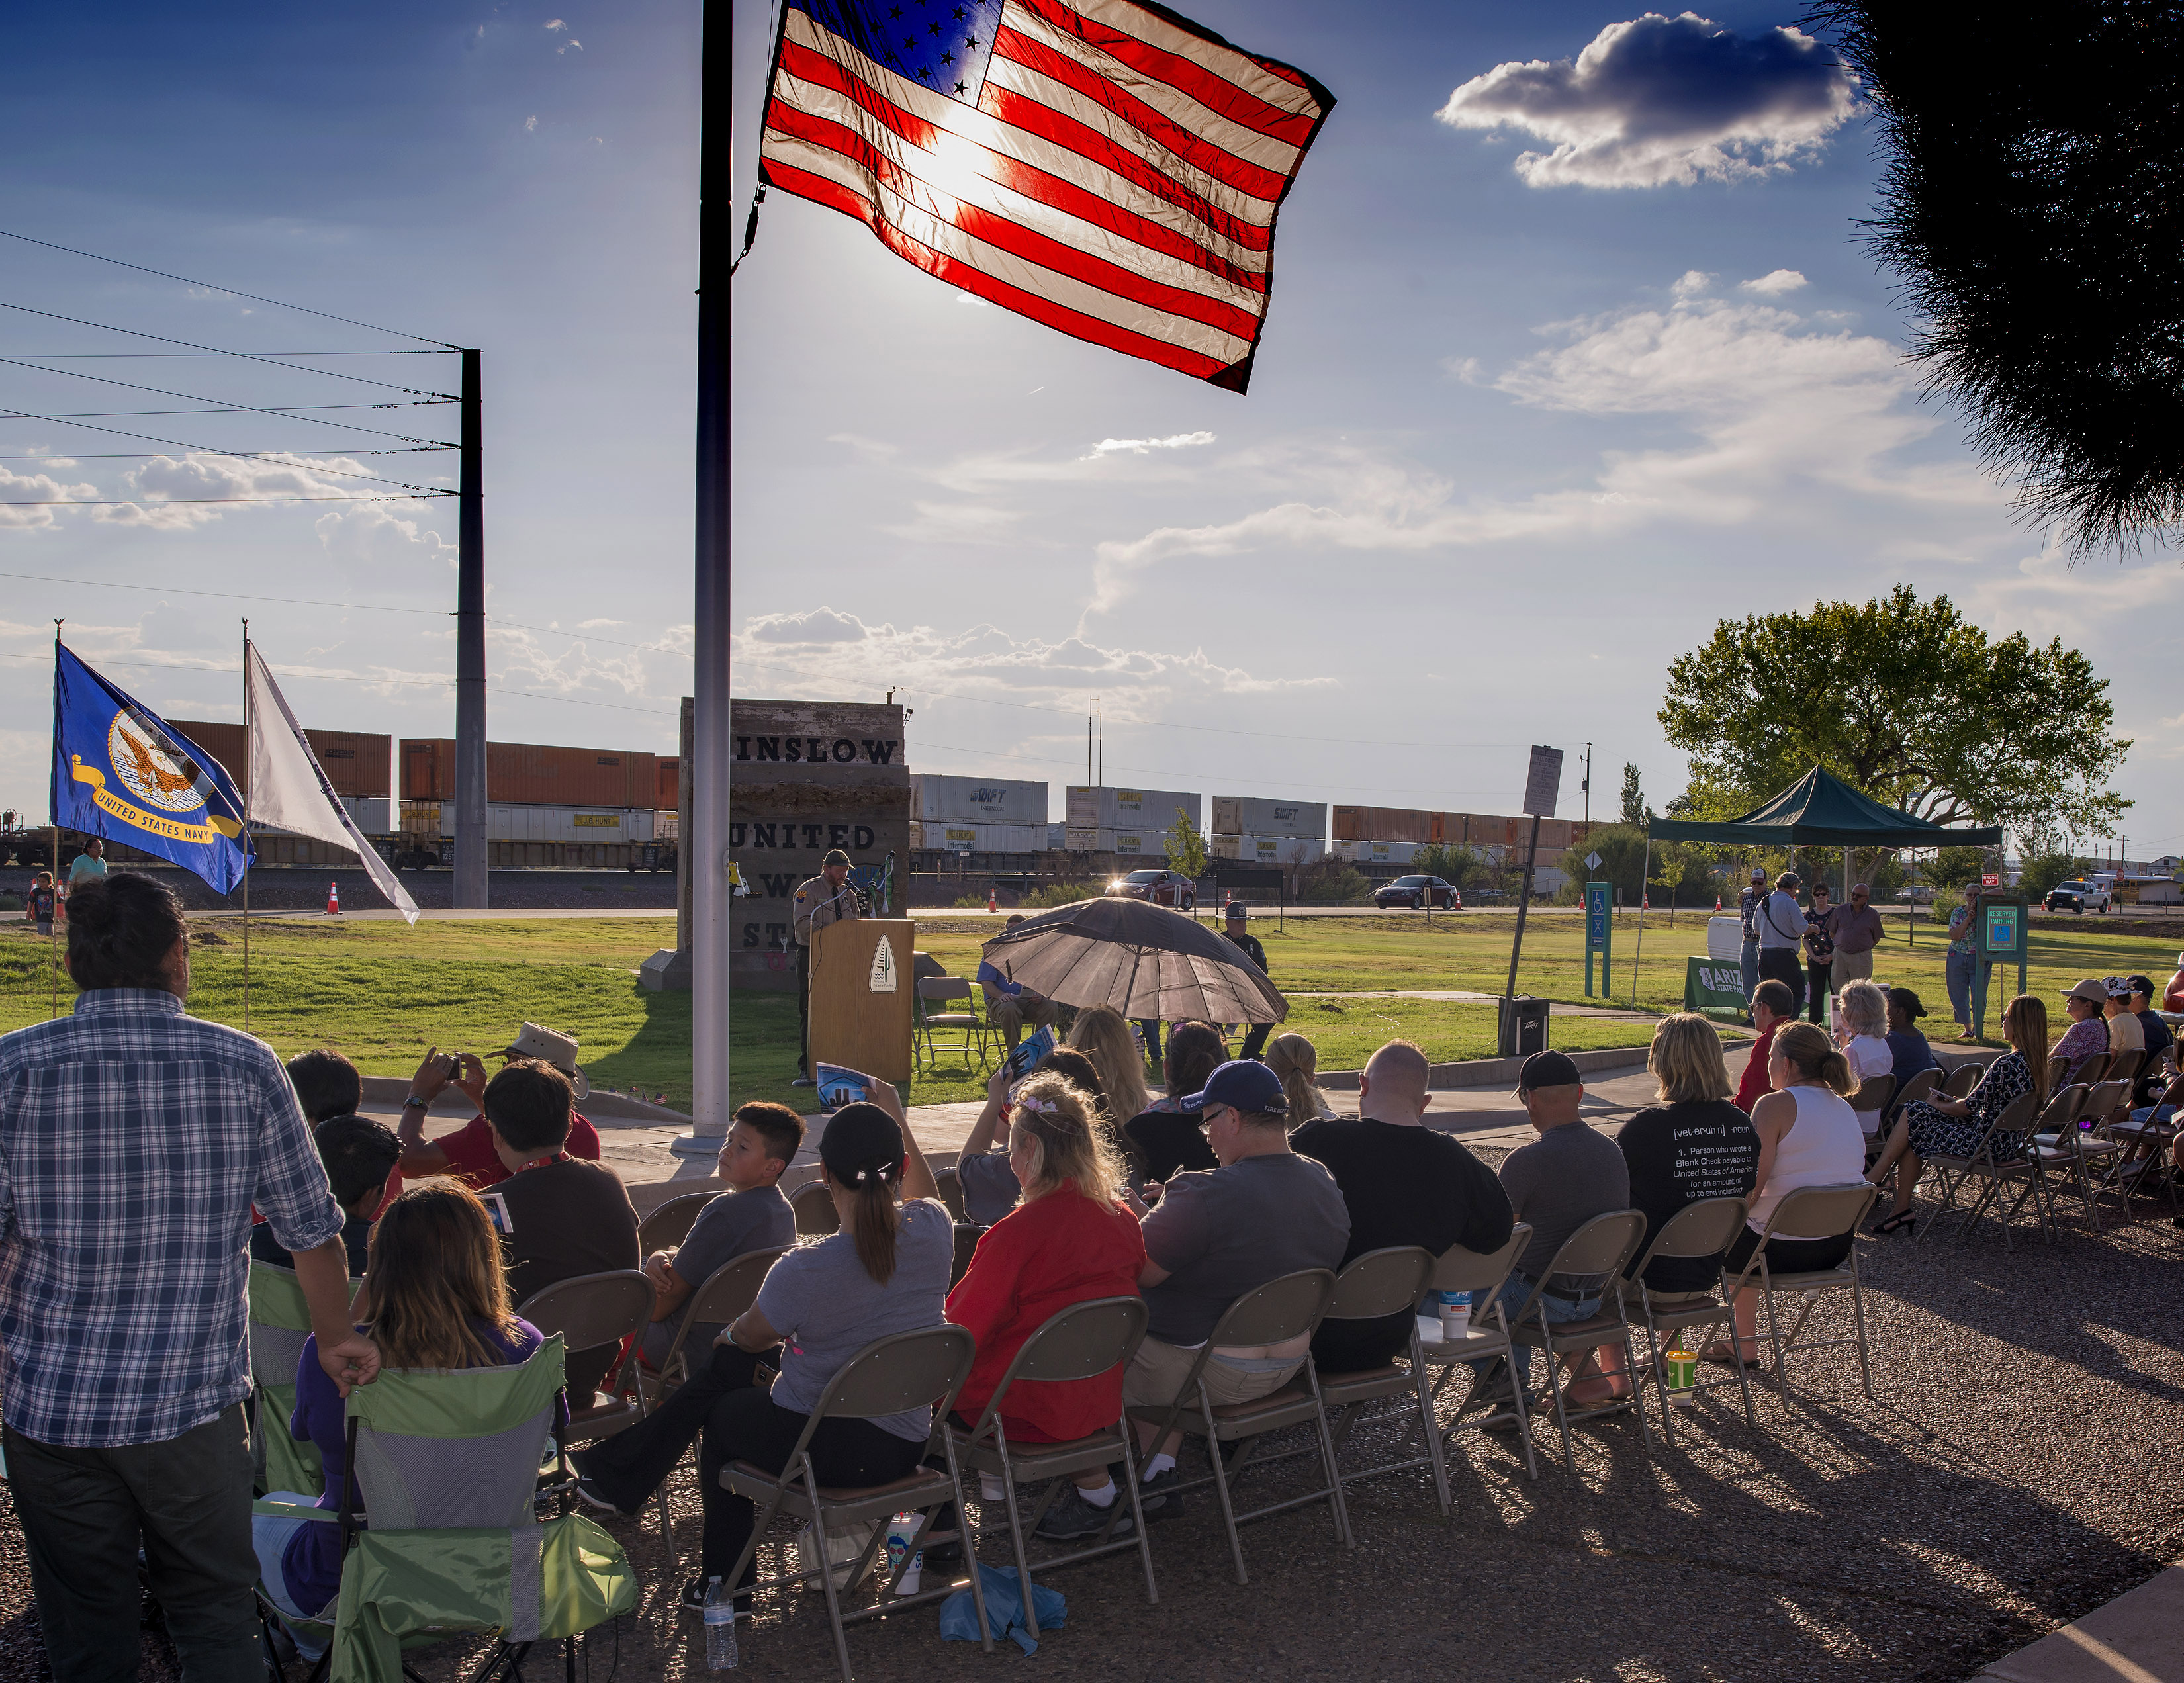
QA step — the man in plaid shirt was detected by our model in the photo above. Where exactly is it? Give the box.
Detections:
[0,872,381,1680]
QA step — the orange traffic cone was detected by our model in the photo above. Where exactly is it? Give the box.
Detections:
[325,882,341,915]
[1714,894,1723,911]
[986,885,997,913]
[1642,891,1650,910]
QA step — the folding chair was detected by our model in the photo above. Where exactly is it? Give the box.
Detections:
[1412,1224,1538,1484]
[1505,1210,1653,1467]
[723,1325,990,1683]
[636,1189,715,1255]
[949,1222,981,1289]
[2103,1081,2184,1222]
[792,1180,841,1236]
[937,1296,1155,1636]
[2045,1054,2071,1095]
[1895,1068,1942,1112]
[1707,1183,1879,1416]
[2021,1084,2091,1232]
[915,978,993,1075]
[255,1335,638,1683]
[1918,1090,2044,1246]
[1941,1062,1983,1099]
[645,1246,789,1397]
[1124,1267,1347,1584]
[1621,1197,1754,1441]
[250,1262,338,1500]
[517,1270,676,1558]
[1300,1248,1449,1512]
[2046,1079,2136,1230]
[1856,1073,1896,1168]
[931,1165,967,1222]
[2103,1048,2146,1090]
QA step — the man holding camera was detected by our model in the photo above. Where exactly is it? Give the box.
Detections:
[396,1021,604,1191]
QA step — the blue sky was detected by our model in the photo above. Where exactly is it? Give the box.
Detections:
[5,5,2175,858]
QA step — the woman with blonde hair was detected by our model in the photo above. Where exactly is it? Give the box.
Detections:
[1866,993,2048,1237]
[946,1069,1148,1539]
[1567,1015,1761,1406]
[263,1183,555,1624]
[1266,1032,1335,1123]
[1706,1021,1866,1364]
[1836,979,1896,1141]
[1068,1003,1152,1128]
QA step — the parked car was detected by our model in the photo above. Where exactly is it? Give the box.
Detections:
[2043,878,2112,914]
[1373,874,1461,911]
[1107,867,1197,911]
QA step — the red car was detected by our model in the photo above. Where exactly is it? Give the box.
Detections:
[1373,874,1461,910]
[1106,867,1197,911]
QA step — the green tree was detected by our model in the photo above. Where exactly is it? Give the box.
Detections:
[2017,852,2089,901]
[1659,586,2130,842]
[1161,806,1207,880]
[1925,847,1987,891]
[1617,763,1649,827]
[1559,823,1649,901]
[1413,842,1486,887]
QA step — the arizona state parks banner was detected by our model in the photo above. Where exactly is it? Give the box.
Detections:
[50,642,252,893]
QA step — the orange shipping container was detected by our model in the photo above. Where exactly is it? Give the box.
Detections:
[170,719,391,798]
[1332,805,1365,842]
[400,739,659,808]
[657,758,680,810]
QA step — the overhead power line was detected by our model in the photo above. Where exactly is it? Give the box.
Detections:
[0,302,454,396]
[4,496,439,506]
[0,358,456,443]
[0,350,444,358]
[0,406,450,492]
[0,228,458,348]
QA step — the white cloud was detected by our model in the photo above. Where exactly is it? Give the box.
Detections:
[312,504,457,572]
[1741,268,1807,295]
[745,607,869,645]
[1083,431,1216,459]
[1436,13,1858,188]
[91,453,428,532]
[525,115,538,132]
[826,432,899,462]
[1671,269,1715,298]
[576,617,627,630]
[0,463,96,530]
[1086,283,2001,614]
[880,500,1027,546]
[544,17,567,28]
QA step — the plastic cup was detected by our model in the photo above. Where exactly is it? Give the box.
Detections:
[1663,1349,1699,1406]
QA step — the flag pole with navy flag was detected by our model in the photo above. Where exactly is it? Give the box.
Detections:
[50,638,253,894]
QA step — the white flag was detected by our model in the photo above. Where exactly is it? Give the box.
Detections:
[245,645,420,925]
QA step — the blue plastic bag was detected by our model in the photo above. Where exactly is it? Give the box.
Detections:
[939,1561,1067,1655]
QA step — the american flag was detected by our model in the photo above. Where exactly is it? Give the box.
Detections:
[754,0,1334,392]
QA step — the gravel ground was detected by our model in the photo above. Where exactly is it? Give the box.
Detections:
[3,1185,2178,1683]
[0,866,677,913]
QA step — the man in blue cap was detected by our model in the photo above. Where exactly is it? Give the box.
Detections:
[1121,1058,1349,1503]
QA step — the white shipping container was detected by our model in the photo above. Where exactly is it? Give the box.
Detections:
[911,774,1049,825]
[917,822,1044,854]
[1240,835,1325,865]
[1064,785,1201,832]
[1211,797,1326,841]
[1046,823,1067,850]
[418,803,656,844]
[1338,839,1418,865]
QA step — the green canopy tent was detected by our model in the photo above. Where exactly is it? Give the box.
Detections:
[1635,766,2005,1003]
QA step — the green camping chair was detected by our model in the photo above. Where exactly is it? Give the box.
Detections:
[253,1334,637,1683]
[250,1262,347,1500]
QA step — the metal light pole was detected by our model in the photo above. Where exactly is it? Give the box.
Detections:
[454,348,488,908]
[688,0,731,1138]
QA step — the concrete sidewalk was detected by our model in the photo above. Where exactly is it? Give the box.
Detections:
[1976,1561,2184,1682]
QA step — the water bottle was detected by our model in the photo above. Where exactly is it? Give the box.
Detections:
[884,1511,923,1594]
[704,1576,737,1671]
[1437,1289,1471,1339]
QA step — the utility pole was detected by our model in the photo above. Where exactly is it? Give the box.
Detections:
[688,0,731,1140]
[454,347,487,909]
[1581,742,1592,827]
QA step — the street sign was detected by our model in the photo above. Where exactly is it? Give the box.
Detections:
[1584,851,1602,871]
[1981,872,2000,887]
[1584,880,1612,997]
[1522,745,1563,818]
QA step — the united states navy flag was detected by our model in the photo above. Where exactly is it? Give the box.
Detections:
[50,641,251,893]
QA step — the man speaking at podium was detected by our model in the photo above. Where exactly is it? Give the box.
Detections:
[792,848,864,1085]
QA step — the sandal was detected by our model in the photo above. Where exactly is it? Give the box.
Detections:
[1697,1341,1763,1369]
[1869,1209,1916,1236]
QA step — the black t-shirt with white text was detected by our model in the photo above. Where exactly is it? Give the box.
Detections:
[1615,1099,1760,1293]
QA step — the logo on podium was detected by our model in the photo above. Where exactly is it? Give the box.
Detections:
[868,935,897,993]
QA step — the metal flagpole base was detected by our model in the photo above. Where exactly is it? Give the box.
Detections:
[669,1127,729,1157]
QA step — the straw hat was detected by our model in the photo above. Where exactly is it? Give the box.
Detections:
[500,1022,590,1101]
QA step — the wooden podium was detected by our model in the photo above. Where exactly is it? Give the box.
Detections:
[808,918,916,1089]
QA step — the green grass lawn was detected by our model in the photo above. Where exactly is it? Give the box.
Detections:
[7,907,2172,1118]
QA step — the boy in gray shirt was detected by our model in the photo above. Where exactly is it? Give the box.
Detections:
[641,1103,803,1367]
[1474,1052,1630,1396]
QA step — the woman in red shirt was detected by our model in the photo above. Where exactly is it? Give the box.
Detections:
[945,1069,1146,1543]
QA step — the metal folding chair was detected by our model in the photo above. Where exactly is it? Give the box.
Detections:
[1504,1210,1653,1467]
[792,1180,841,1236]
[1707,1183,1879,1416]
[1919,1090,2044,1246]
[2103,1048,2146,1090]
[636,1190,715,1255]
[518,1269,675,1557]
[2045,1079,2136,1230]
[1411,1224,1538,1483]
[2103,1077,2184,1222]
[1621,1197,1755,1441]
[936,1296,1155,1635]
[915,978,993,1075]
[645,1246,789,1397]
[931,1165,967,1222]
[2021,1084,2091,1232]
[1286,1248,1447,1511]
[1123,1268,1347,1584]
[948,1222,982,1289]
[1941,1062,1983,1099]
[723,1325,989,1683]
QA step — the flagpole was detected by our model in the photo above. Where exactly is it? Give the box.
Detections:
[242,620,251,1034]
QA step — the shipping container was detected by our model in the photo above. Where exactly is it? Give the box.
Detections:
[911,821,1044,853]
[1435,812,1520,848]
[1332,805,1432,844]
[1214,835,1325,864]
[1046,823,1067,850]
[1211,797,1325,841]
[1064,786,1201,832]
[400,739,659,809]
[911,774,1048,825]
[657,759,680,811]
[1336,839,1420,865]
[402,801,657,844]
[169,719,392,799]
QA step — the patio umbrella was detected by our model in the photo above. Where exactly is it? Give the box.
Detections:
[981,896,1287,1025]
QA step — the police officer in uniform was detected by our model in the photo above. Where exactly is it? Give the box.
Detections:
[1223,901,1275,1060]
[791,848,865,1084]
